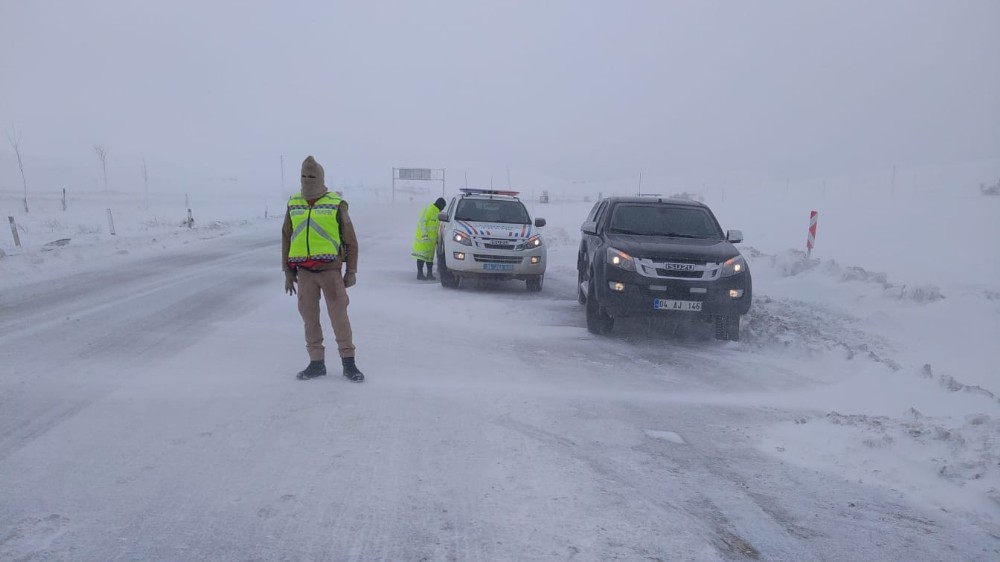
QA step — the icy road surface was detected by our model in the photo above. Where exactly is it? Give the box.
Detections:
[1,202,998,561]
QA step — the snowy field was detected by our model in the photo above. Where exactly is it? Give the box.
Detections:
[1,179,998,561]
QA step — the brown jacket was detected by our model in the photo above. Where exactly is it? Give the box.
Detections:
[281,199,359,274]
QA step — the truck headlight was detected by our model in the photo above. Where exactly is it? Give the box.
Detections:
[524,235,542,249]
[607,247,635,272]
[452,231,473,246]
[721,255,746,277]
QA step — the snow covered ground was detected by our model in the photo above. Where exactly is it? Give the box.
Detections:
[1,181,998,561]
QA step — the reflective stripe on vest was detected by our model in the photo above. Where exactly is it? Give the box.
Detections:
[287,193,342,263]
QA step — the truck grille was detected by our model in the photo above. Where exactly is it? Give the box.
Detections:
[483,241,518,250]
[473,254,523,264]
[654,268,703,279]
[636,256,718,280]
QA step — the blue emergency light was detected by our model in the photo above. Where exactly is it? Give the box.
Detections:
[459,188,520,196]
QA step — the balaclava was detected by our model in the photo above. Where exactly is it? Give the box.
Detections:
[300,156,328,200]
[434,197,447,210]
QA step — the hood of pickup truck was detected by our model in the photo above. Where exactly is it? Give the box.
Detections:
[605,233,738,262]
[455,220,534,240]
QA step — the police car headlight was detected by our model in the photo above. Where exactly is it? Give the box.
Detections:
[452,232,473,246]
[721,255,746,277]
[524,235,542,250]
[607,247,635,272]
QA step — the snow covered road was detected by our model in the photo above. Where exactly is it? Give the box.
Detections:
[1,201,998,561]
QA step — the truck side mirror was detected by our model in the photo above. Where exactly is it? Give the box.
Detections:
[727,229,743,243]
[581,224,597,235]
[534,217,546,227]
[438,211,449,222]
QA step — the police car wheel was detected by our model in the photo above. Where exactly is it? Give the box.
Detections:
[438,254,460,289]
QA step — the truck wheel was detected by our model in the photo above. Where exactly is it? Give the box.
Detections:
[714,315,740,341]
[586,278,614,334]
[526,275,543,292]
[438,252,460,289]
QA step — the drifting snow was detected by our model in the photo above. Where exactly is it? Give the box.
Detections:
[1,181,998,559]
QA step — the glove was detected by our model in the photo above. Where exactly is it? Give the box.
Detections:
[343,272,357,288]
[284,270,297,295]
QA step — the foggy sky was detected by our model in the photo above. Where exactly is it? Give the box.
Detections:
[2,0,998,194]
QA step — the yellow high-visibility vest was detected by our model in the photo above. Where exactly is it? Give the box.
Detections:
[288,192,343,263]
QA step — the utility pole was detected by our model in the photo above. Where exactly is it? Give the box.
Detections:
[637,172,642,195]
[94,145,109,198]
[6,126,29,213]
[142,159,149,210]
[280,155,286,196]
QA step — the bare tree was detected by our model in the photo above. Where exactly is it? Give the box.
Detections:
[981,178,1000,196]
[94,144,109,195]
[6,125,29,213]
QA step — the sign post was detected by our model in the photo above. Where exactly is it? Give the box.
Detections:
[392,167,445,203]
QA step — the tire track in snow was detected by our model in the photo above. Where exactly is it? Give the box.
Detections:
[494,415,785,560]
[0,233,275,463]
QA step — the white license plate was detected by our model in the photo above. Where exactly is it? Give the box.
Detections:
[483,263,514,271]
[653,299,702,311]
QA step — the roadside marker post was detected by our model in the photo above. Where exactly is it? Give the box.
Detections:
[806,211,818,257]
[8,216,21,247]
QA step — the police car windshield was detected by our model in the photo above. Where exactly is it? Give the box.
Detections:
[455,199,530,224]
[608,204,723,239]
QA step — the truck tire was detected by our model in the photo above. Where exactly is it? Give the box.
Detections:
[586,278,614,335]
[714,315,740,342]
[526,275,543,292]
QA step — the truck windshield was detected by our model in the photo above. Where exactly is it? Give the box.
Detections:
[608,205,723,239]
[455,199,530,224]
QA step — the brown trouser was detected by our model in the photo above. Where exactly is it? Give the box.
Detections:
[296,269,355,360]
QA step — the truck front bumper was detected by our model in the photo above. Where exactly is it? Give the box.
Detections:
[596,269,751,317]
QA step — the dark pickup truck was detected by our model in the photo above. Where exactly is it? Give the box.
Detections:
[577,196,751,341]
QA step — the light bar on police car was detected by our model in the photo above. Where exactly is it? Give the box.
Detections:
[459,188,520,196]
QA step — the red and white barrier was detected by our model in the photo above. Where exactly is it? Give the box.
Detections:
[806,210,818,256]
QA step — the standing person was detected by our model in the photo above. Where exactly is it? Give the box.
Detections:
[282,155,364,382]
[411,197,447,280]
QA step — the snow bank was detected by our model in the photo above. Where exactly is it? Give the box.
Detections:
[763,409,1000,520]
[0,188,277,288]
[761,248,945,304]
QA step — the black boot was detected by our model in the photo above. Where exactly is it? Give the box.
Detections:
[425,262,436,281]
[417,261,426,280]
[342,357,365,382]
[296,360,326,380]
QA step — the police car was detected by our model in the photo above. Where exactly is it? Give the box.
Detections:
[435,188,547,291]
